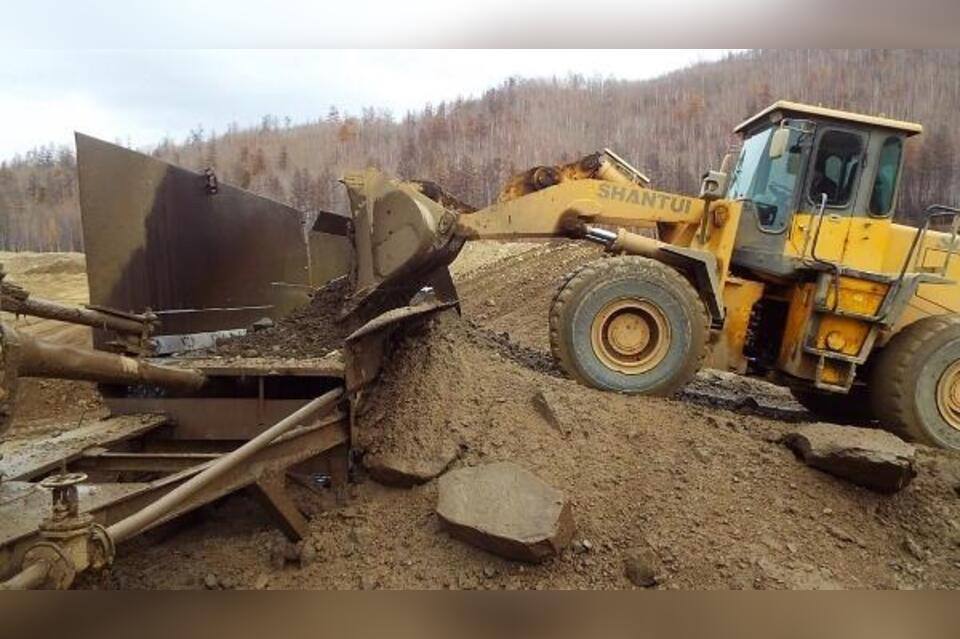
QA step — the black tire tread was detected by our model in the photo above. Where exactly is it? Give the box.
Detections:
[871,314,960,445]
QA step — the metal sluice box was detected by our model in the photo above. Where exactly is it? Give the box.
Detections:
[0,136,461,586]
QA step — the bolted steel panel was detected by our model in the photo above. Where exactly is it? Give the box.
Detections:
[76,133,314,344]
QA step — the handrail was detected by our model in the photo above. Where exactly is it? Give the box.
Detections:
[898,204,960,283]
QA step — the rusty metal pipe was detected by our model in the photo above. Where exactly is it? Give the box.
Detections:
[2,388,343,588]
[12,327,204,390]
[106,387,344,544]
[2,293,149,336]
[0,560,50,590]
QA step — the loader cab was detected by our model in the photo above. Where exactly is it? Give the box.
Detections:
[726,100,922,280]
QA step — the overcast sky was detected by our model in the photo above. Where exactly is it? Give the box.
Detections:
[0,49,732,160]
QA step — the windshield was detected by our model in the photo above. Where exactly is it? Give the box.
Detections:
[727,127,803,232]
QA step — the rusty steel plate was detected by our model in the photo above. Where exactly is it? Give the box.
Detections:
[76,134,316,344]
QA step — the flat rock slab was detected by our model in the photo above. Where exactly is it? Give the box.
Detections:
[785,423,916,493]
[436,461,574,563]
[532,387,574,436]
[365,438,459,487]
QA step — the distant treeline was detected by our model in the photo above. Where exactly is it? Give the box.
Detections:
[1,49,958,252]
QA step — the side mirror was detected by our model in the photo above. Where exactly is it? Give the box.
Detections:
[769,127,790,159]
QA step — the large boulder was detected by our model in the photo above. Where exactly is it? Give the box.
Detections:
[436,462,575,562]
[784,423,917,493]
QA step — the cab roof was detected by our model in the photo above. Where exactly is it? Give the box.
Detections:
[734,100,923,136]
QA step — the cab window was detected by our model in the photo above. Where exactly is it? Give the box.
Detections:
[727,127,803,232]
[808,130,864,207]
[869,136,902,216]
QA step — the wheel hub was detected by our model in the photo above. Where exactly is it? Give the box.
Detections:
[606,312,651,355]
[936,359,960,432]
[590,298,671,374]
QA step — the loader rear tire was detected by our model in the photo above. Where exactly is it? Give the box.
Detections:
[870,314,960,450]
[549,256,708,395]
[790,386,873,425]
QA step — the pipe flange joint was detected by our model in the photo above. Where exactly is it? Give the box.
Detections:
[88,523,116,569]
[22,542,74,590]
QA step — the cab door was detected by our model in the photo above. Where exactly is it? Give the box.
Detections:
[789,127,868,265]
[841,133,905,273]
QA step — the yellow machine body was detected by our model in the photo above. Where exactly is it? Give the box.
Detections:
[354,101,960,447]
[452,102,960,398]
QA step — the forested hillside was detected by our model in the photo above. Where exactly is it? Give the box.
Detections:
[2,49,958,252]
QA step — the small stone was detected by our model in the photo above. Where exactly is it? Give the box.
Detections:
[242,348,259,359]
[203,573,219,589]
[299,541,318,566]
[825,524,861,547]
[822,508,833,515]
[532,388,574,436]
[251,317,275,332]
[483,566,498,579]
[572,540,589,554]
[269,545,286,570]
[219,575,236,589]
[692,447,712,463]
[786,542,799,554]
[624,548,659,587]
[284,541,301,562]
[903,535,926,561]
[349,526,372,547]
[253,574,270,590]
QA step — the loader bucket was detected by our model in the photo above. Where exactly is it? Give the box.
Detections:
[339,169,464,321]
[343,169,461,295]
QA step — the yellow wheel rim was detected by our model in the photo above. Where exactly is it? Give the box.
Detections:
[936,359,960,432]
[590,298,671,375]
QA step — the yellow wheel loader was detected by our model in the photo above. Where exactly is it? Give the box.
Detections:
[342,101,960,450]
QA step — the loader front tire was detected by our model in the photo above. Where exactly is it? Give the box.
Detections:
[549,256,708,395]
[871,314,960,450]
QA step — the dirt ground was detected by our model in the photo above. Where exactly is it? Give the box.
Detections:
[5,244,960,589]
[98,243,960,589]
[0,252,104,426]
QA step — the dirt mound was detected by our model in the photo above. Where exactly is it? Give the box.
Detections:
[0,251,86,277]
[214,277,353,358]
[82,242,960,589]
[103,307,960,589]
[448,241,541,280]
[21,255,86,276]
